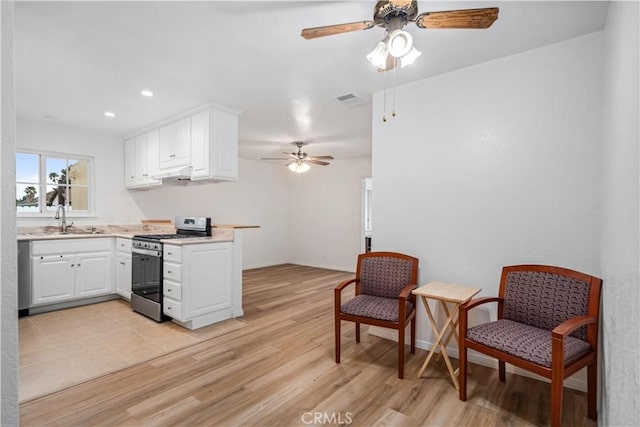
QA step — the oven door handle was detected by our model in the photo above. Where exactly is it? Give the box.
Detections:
[132,247,162,257]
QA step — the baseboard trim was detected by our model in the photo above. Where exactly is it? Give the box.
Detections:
[369,327,587,392]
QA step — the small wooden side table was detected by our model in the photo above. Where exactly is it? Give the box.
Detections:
[413,281,481,390]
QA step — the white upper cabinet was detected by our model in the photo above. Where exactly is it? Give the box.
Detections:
[124,103,241,188]
[125,138,136,187]
[124,131,162,189]
[190,109,239,181]
[159,117,191,170]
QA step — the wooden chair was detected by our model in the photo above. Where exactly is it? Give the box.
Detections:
[335,251,419,379]
[458,264,602,427]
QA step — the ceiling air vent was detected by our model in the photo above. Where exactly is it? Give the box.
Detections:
[335,92,369,108]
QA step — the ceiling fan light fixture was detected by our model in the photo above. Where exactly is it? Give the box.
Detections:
[366,40,389,69]
[400,46,422,68]
[387,29,413,58]
[288,161,310,173]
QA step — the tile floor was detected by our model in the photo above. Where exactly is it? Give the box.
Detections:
[19,299,249,402]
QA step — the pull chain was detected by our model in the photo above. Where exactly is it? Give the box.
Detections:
[383,61,388,122]
[392,57,397,118]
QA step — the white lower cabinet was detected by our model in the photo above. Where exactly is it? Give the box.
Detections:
[32,255,75,304]
[75,252,113,297]
[115,238,132,299]
[163,242,232,328]
[31,238,114,307]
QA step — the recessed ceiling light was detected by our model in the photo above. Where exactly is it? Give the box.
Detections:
[104,111,116,118]
[140,90,154,97]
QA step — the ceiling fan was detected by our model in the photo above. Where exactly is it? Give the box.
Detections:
[301,0,499,70]
[261,142,334,173]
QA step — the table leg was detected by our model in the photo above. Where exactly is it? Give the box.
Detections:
[417,296,444,378]
[436,306,461,390]
[435,301,458,362]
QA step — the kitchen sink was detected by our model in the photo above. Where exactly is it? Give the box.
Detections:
[21,230,106,237]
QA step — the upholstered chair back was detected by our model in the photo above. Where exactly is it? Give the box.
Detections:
[359,255,416,299]
[502,270,591,341]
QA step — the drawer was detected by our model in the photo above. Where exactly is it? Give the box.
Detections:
[116,238,131,253]
[32,238,112,256]
[163,280,182,301]
[163,297,183,320]
[163,262,182,282]
[163,245,182,263]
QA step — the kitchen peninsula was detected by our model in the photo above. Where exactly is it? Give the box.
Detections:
[17,222,258,330]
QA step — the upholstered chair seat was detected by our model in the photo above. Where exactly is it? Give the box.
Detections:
[340,295,415,323]
[466,319,591,368]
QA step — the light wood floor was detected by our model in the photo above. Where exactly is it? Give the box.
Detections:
[20,264,597,426]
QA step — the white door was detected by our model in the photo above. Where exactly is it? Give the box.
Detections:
[115,253,132,299]
[32,254,75,305]
[134,134,148,184]
[145,129,161,183]
[184,244,232,318]
[190,110,210,179]
[211,110,238,180]
[124,138,137,186]
[75,252,113,297]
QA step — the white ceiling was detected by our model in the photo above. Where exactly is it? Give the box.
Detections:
[14,1,608,161]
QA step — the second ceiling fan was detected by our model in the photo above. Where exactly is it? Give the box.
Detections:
[261,142,334,173]
[301,0,499,70]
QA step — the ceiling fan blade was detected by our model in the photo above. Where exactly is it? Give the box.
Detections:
[261,157,290,160]
[307,159,330,166]
[307,155,334,160]
[416,7,499,29]
[301,21,375,39]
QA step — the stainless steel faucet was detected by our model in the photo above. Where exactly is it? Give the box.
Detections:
[54,204,69,233]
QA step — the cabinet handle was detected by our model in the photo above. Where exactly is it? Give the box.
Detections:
[167,270,172,274]
[77,264,81,267]
[167,306,172,310]
[167,288,172,292]
[167,252,172,255]
[71,264,75,267]
[130,176,135,179]
[120,262,126,265]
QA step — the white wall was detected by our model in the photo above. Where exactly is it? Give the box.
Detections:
[1,1,18,424]
[288,157,371,272]
[16,117,145,226]
[371,33,603,389]
[600,1,640,424]
[128,158,291,270]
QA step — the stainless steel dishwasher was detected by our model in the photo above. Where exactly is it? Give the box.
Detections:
[18,240,31,316]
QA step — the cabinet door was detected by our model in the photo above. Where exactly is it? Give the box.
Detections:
[32,255,75,305]
[134,134,148,184]
[190,110,211,179]
[158,123,174,169]
[183,244,232,319]
[211,110,238,180]
[172,118,191,167]
[159,118,191,170]
[76,251,113,297]
[145,129,161,184]
[124,138,137,187]
[116,253,132,299]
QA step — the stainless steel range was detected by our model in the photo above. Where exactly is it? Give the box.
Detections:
[130,216,211,321]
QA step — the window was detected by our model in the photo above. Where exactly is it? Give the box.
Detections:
[16,151,94,216]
